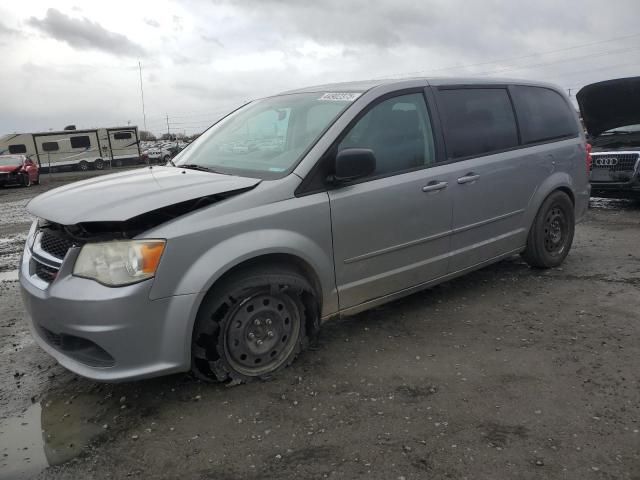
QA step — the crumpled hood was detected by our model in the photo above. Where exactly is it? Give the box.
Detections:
[577,76,640,137]
[27,166,261,225]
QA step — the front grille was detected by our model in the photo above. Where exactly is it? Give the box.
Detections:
[40,229,75,260]
[591,153,639,172]
[34,262,58,283]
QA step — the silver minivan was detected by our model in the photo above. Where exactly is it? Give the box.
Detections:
[20,78,591,383]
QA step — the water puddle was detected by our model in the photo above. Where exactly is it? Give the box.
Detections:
[0,270,18,282]
[0,394,106,479]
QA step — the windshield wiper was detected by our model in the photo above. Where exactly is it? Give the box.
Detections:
[178,163,226,174]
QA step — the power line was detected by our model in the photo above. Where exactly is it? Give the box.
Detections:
[384,31,640,78]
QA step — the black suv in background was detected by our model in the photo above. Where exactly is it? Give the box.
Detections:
[578,77,640,198]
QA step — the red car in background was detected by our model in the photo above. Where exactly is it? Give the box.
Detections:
[0,154,40,187]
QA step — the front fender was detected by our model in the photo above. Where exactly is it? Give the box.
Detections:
[171,229,336,314]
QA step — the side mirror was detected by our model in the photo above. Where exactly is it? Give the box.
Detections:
[333,148,376,183]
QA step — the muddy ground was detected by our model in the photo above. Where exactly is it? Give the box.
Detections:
[0,170,639,479]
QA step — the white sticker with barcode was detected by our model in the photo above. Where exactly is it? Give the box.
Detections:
[318,92,361,102]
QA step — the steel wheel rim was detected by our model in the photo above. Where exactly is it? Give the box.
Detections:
[543,205,567,256]
[224,291,300,376]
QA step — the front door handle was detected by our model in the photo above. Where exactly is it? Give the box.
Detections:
[422,181,448,192]
[457,173,480,184]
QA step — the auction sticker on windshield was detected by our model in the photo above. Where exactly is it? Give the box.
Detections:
[318,92,361,102]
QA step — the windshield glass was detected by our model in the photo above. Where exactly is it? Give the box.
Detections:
[173,92,360,178]
[0,155,22,166]
[601,124,640,134]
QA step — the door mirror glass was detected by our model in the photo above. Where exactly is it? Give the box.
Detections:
[333,148,376,182]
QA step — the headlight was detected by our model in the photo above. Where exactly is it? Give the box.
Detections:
[73,240,166,286]
[26,219,38,250]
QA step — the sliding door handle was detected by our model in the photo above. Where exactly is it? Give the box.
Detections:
[457,174,480,184]
[422,181,448,192]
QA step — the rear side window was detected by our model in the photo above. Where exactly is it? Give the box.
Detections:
[42,141,59,152]
[70,136,91,149]
[511,86,579,143]
[437,88,518,159]
[8,144,26,154]
[113,132,132,140]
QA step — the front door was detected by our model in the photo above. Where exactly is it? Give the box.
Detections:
[328,92,454,309]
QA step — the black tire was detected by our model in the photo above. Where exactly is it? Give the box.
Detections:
[21,174,31,187]
[191,266,318,383]
[94,159,104,170]
[163,155,170,164]
[78,161,89,172]
[522,190,575,268]
[33,174,40,185]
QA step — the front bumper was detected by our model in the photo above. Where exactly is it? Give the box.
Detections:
[590,178,640,198]
[19,244,201,382]
[0,172,19,186]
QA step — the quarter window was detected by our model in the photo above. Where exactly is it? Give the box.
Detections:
[338,93,436,177]
[113,132,132,140]
[8,144,26,154]
[437,88,519,159]
[42,141,59,152]
[510,86,579,143]
[70,136,91,149]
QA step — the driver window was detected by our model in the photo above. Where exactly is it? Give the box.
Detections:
[338,93,436,177]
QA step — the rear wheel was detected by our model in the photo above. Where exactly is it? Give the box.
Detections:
[163,155,170,164]
[94,159,104,170]
[191,267,318,383]
[33,174,40,185]
[522,191,574,268]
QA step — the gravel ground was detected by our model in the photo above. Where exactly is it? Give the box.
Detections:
[0,172,639,479]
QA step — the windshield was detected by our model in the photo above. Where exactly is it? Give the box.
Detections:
[601,124,640,135]
[0,155,22,166]
[173,92,360,178]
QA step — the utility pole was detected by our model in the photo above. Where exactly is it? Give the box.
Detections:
[166,114,170,138]
[138,61,147,132]
[567,88,573,97]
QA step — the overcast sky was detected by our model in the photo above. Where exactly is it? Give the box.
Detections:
[1,0,639,136]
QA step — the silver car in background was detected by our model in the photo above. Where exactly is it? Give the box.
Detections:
[20,78,590,383]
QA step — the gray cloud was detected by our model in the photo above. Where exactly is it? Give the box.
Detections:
[201,34,224,48]
[144,18,160,28]
[27,8,145,57]
[0,21,18,36]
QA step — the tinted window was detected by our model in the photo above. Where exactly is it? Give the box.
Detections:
[438,88,518,159]
[113,132,132,140]
[70,136,91,148]
[338,93,436,176]
[511,86,578,143]
[42,141,59,152]
[8,144,26,154]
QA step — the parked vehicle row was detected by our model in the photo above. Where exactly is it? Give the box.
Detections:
[20,77,589,383]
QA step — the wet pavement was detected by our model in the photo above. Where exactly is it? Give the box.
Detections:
[0,173,639,479]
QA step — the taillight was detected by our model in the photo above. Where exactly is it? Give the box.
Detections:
[585,143,593,172]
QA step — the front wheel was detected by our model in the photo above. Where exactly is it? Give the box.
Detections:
[21,173,31,187]
[191,267,317,383]
[522,191,575,268]
[163,155,170,164]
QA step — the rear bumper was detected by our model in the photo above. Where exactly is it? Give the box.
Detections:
[19,245,201,382]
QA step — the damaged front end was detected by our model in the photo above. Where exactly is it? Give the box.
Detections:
[27,186,255,288]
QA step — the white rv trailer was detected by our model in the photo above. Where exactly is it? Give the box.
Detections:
[0,126,141,172]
